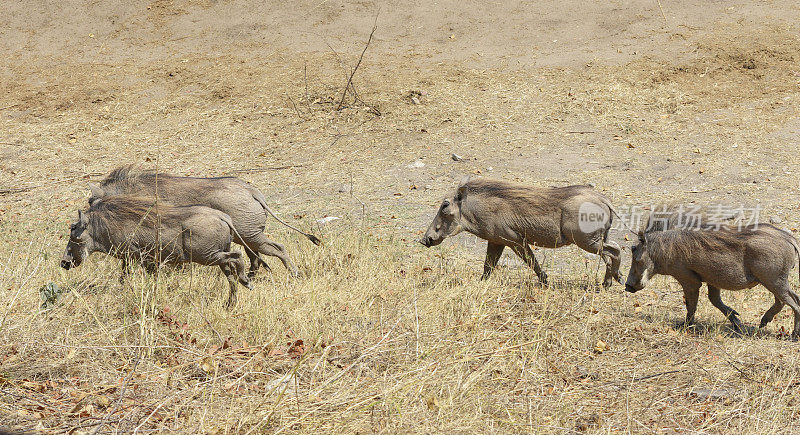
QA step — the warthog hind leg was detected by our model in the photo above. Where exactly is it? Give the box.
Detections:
[766,280,800,340]
[707,285,743,332]
[510,244,548,285]
[221,262,238,310]
[680,281,702,328]
[245,250,272,278]
[232,254,253,290]
[246,234,299,278]
[600,241,624,288]
[481,242,505,280]
[211,251,250,310]
[760,294,784,328]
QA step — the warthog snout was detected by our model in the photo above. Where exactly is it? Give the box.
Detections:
[60,260,71,270]
[419,236,431,247]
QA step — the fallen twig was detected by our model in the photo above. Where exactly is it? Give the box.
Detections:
[226,165,305,175]
[92,353,142,434]
[657,0,668,26]
[0,172,105,196]
[286,93,306,120]
[0,186,35,195]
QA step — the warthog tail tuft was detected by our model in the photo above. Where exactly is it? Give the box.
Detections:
[250,191,322,246]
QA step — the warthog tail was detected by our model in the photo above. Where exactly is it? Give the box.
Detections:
[791,236,800,285]
[598,197,632,239]
[250,191,322,246]
[219,214,262,260]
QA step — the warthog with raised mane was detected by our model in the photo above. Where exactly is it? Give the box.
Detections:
[88,166,320,278]
[626,225,800,339]
[60,196,252,308]
[420,178,623,287]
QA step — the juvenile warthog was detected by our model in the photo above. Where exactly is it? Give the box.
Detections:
[420,178,623,287]
[88,166,320,278]
[60,196,252,308]
[625,225,800,339]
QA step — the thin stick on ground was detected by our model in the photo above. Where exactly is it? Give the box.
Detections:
[286,93,306,120]
[336,17,378,111]
[657,0,668,26]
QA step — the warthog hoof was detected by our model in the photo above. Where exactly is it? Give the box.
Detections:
[225,295,237,310]
[729,318,744,334]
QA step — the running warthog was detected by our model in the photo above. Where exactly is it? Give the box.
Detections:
[625,225,800,339]
[60,196,252,308]
[419,178,623,287]
[87,166,320,278]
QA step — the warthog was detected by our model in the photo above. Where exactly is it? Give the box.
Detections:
[419,178,624,287]
[60,196,252,309]
[625,225,800,339]
[87,166,320,278]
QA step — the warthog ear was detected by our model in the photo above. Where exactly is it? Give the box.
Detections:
[87,182,104,198]
[455,183,469,203]
[78,210,88,226]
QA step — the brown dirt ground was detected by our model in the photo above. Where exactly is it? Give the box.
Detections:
[2,0,800,433]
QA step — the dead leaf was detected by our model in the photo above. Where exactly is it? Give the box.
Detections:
[593,340,609,354]
[425,395,440,412]
[200,357,214,374]
[94,395,111,408]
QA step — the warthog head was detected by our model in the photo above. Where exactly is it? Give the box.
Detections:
[420,192,464,247]
[61,210,92,270]
[625,231,655,293]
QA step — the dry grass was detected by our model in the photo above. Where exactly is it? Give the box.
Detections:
[2,18,800,434]
[3,228,800,433]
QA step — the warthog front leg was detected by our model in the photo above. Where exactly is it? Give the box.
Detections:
[481,242,505,280]
[119,258,129,284]
[510,244,548,285]
[707,285,742,333]
[760,294,784,328]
